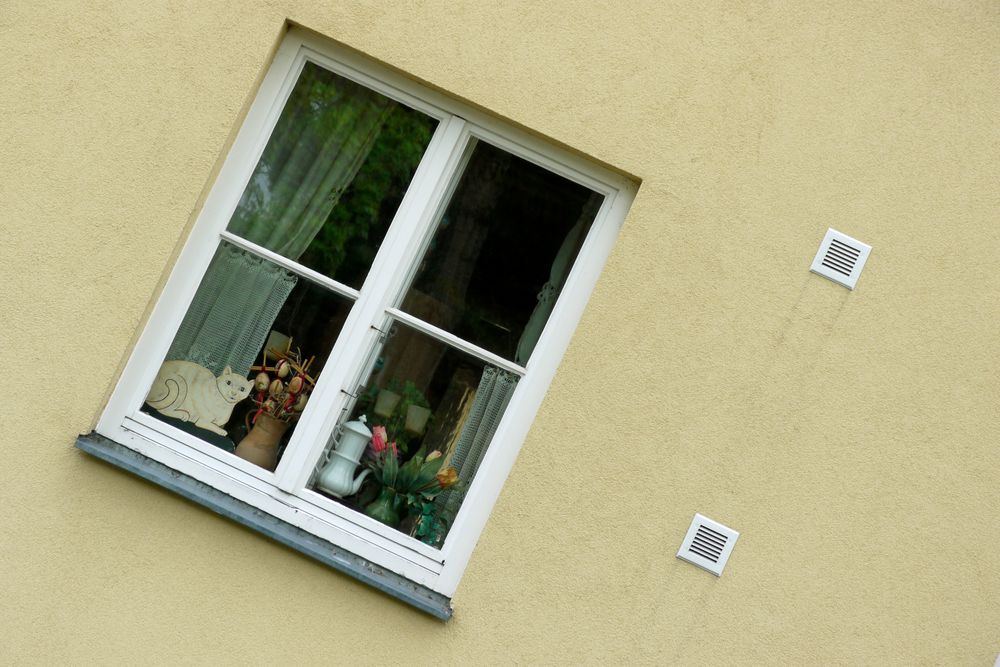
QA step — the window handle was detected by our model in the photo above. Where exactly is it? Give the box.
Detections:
[370,323,397,340]
[339,384,365,399]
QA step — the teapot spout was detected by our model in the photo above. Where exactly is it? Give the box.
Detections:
[350,468,372,495]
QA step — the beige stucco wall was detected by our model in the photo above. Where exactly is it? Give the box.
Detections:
[2,1,998,663]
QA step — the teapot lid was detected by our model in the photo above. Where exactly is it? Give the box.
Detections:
[343,414,372,438]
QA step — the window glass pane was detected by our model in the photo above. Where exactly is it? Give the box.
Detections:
[141,242,353,470]
[227,61,438,289]
[400,141,603,363]
[309,319,518,548]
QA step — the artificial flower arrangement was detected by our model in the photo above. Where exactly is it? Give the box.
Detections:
[364,424,459,543]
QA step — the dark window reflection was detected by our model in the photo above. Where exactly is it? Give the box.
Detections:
[401,141,603,362]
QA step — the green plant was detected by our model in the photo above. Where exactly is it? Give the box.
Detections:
[408,496,449,546]
[365,425,459,540]
[297,104,435,282]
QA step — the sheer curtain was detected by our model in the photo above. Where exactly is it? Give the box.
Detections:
[438,366,519,520]
[514,191,603,364]
[227,65,396,258]
[435,193,601,523]
[166,65,394,377]
[166,244,298,376]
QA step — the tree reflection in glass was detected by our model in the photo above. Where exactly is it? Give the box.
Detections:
[228,61,438,288]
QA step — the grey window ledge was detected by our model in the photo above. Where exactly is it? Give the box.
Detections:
[75,432,453,620]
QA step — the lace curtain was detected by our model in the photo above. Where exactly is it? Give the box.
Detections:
[166,244,298,377]
[227,64,395,258]
[435,191,601,521]
[514,191,603,364]
[437,366,519,519]
[166,64,394,377]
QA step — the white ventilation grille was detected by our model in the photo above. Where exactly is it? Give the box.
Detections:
[676,513,739,576]
[809,228,872,290]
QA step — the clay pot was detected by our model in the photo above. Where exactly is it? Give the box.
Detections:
[235,413,289,471]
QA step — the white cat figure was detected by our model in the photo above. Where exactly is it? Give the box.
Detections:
[145,361,252,436]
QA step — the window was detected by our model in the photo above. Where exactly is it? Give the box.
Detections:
[94,28,635,607]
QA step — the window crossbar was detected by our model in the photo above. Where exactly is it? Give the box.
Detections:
[385,308,527,377]
[219,231,362,301]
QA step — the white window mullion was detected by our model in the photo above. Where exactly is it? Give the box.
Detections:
[273,114,471,494]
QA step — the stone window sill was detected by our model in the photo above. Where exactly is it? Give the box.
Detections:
[75,432,453,620]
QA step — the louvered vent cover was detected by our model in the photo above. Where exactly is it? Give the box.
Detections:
[809,228,872,290]
[676,513,739,576]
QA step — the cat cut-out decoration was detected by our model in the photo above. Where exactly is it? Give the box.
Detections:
[145,361,252,436]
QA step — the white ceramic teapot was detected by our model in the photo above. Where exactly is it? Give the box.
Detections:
[316,416,373,498]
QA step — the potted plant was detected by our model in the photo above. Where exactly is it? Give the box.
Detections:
[363,425,458,535]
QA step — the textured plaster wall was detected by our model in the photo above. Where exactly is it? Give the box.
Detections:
[2,1,998,664]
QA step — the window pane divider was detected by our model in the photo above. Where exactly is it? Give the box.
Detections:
[218,231,362,301]
[385,307,527,377]
[271,114,473,495]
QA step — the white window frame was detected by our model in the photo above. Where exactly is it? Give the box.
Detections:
[96,27,636,598]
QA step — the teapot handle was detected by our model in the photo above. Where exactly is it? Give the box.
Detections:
[320,425,345,468]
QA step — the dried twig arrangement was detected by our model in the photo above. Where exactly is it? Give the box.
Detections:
[248,342,316,424]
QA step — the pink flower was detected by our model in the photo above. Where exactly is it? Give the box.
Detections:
[371,425,387,454]
[390,441,398,457]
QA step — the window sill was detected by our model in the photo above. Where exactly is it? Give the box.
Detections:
[74,432,453,620]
